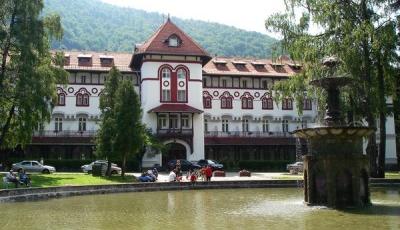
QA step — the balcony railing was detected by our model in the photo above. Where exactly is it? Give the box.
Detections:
[156,129,193,136]
[33,130,97,137]
[204,131,292,138]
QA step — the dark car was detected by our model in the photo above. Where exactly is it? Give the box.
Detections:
[167,159,201,171]
[197,159,224,171]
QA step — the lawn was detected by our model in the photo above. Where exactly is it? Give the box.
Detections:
[1,173,137,189]
[385,172,400,179]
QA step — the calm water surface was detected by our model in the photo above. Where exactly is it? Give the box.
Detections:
[0,188,399,230]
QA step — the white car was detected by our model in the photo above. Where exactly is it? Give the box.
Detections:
[286,162,304,174]
[81,160,121,174]
[12,160,56,174]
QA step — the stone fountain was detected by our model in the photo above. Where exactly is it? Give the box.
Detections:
[292,57,374,208]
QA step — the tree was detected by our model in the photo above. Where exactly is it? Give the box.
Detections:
[266,0,398,177]
[96,66,121,176]
[0,0,67,149]
[113,80,146,177]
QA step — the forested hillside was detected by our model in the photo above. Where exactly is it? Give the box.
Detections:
[44,0,278,58]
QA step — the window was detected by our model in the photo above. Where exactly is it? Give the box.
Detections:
[204,119,208,132]
[222,79,227,88]
[54,117,62,132]
[242,80,247,88]
[158,114,167,128]
[169,115,178,129]
[76,93,89,106]
[177,69,186,80]
[241,92,254,109]
[262,120,269,133]
[79,117,87,131]
[242,119,249,132]
[220,92,233,109]
[262,80,268,89]
[168,35,179,47]
[81,76,87,84]
[177,90,186,102]
[162,68,171,79]
[262,97,274,110]
[282,120,289,133]
[282,98,293,110]
[222,120,229,132]
[303,99,312,110]
[162,89,171,101]
[203,78,208,88]
[181,115,190,128]
[203,96,212,108]
[57,93,65,106]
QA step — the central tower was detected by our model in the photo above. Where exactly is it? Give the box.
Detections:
[130,18,211,168]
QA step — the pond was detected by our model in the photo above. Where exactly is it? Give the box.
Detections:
[0,188,399,230]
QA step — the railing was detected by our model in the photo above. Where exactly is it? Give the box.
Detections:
[156,129,193,135]
[204,131,292,138]
[33,130,97,137]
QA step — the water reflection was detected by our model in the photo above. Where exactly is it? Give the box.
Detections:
[0,188,398,230]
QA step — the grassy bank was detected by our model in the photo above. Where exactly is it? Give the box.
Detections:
[1,173,136,189]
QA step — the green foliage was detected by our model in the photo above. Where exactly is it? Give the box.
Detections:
[0,0,68,149]
[43,0,277,58]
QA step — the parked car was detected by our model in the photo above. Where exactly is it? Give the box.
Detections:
[287,162,304,174]
[81,160,121,174]
[166,159,201,171]
[12,160,56,174]
[197,159,224,171]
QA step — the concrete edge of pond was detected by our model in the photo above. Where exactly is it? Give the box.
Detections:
[0,179,399,203]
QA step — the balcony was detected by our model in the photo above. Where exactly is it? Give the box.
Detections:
[32,130,96,145]
[204,131,292,138]
[155,129,193,138]
[204,131,295,146]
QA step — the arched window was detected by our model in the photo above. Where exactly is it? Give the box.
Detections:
[168,35,180,47]
[282,98,293,110]
[241,92,254,109]
[57,93,65,106]
[56,87,67,106]
[220,92,233,109]
[75,88,91,106]
[176,68,187,102]
[161,68,171,102]
[203,91,212,109]
[303,99,312,110]
[261,93,273,110]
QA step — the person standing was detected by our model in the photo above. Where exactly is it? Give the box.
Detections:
[205,165,213,182]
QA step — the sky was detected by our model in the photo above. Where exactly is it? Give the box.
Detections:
[100,0,288,36]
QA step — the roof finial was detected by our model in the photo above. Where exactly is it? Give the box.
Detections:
[167,13,170,21]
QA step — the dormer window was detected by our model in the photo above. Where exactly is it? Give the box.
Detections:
[64,54,70,66]
[100,55,114,67]
[78,54,93,67]
[232,61,247,70]
[168,35,180,47]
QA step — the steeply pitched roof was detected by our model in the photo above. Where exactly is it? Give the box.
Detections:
[131,18,211,68]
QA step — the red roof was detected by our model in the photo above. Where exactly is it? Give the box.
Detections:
[203,57,302,77]
[131,18,211,68]
[148,104,203,113]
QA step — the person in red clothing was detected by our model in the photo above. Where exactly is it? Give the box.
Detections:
[205,165,213,181]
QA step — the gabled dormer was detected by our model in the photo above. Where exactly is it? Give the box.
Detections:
[99,55,114,67]
[78,54,92,67]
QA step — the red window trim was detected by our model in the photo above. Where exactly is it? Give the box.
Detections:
[203,96,212,109]
[76,93,90,107]
[282,98,293,110]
